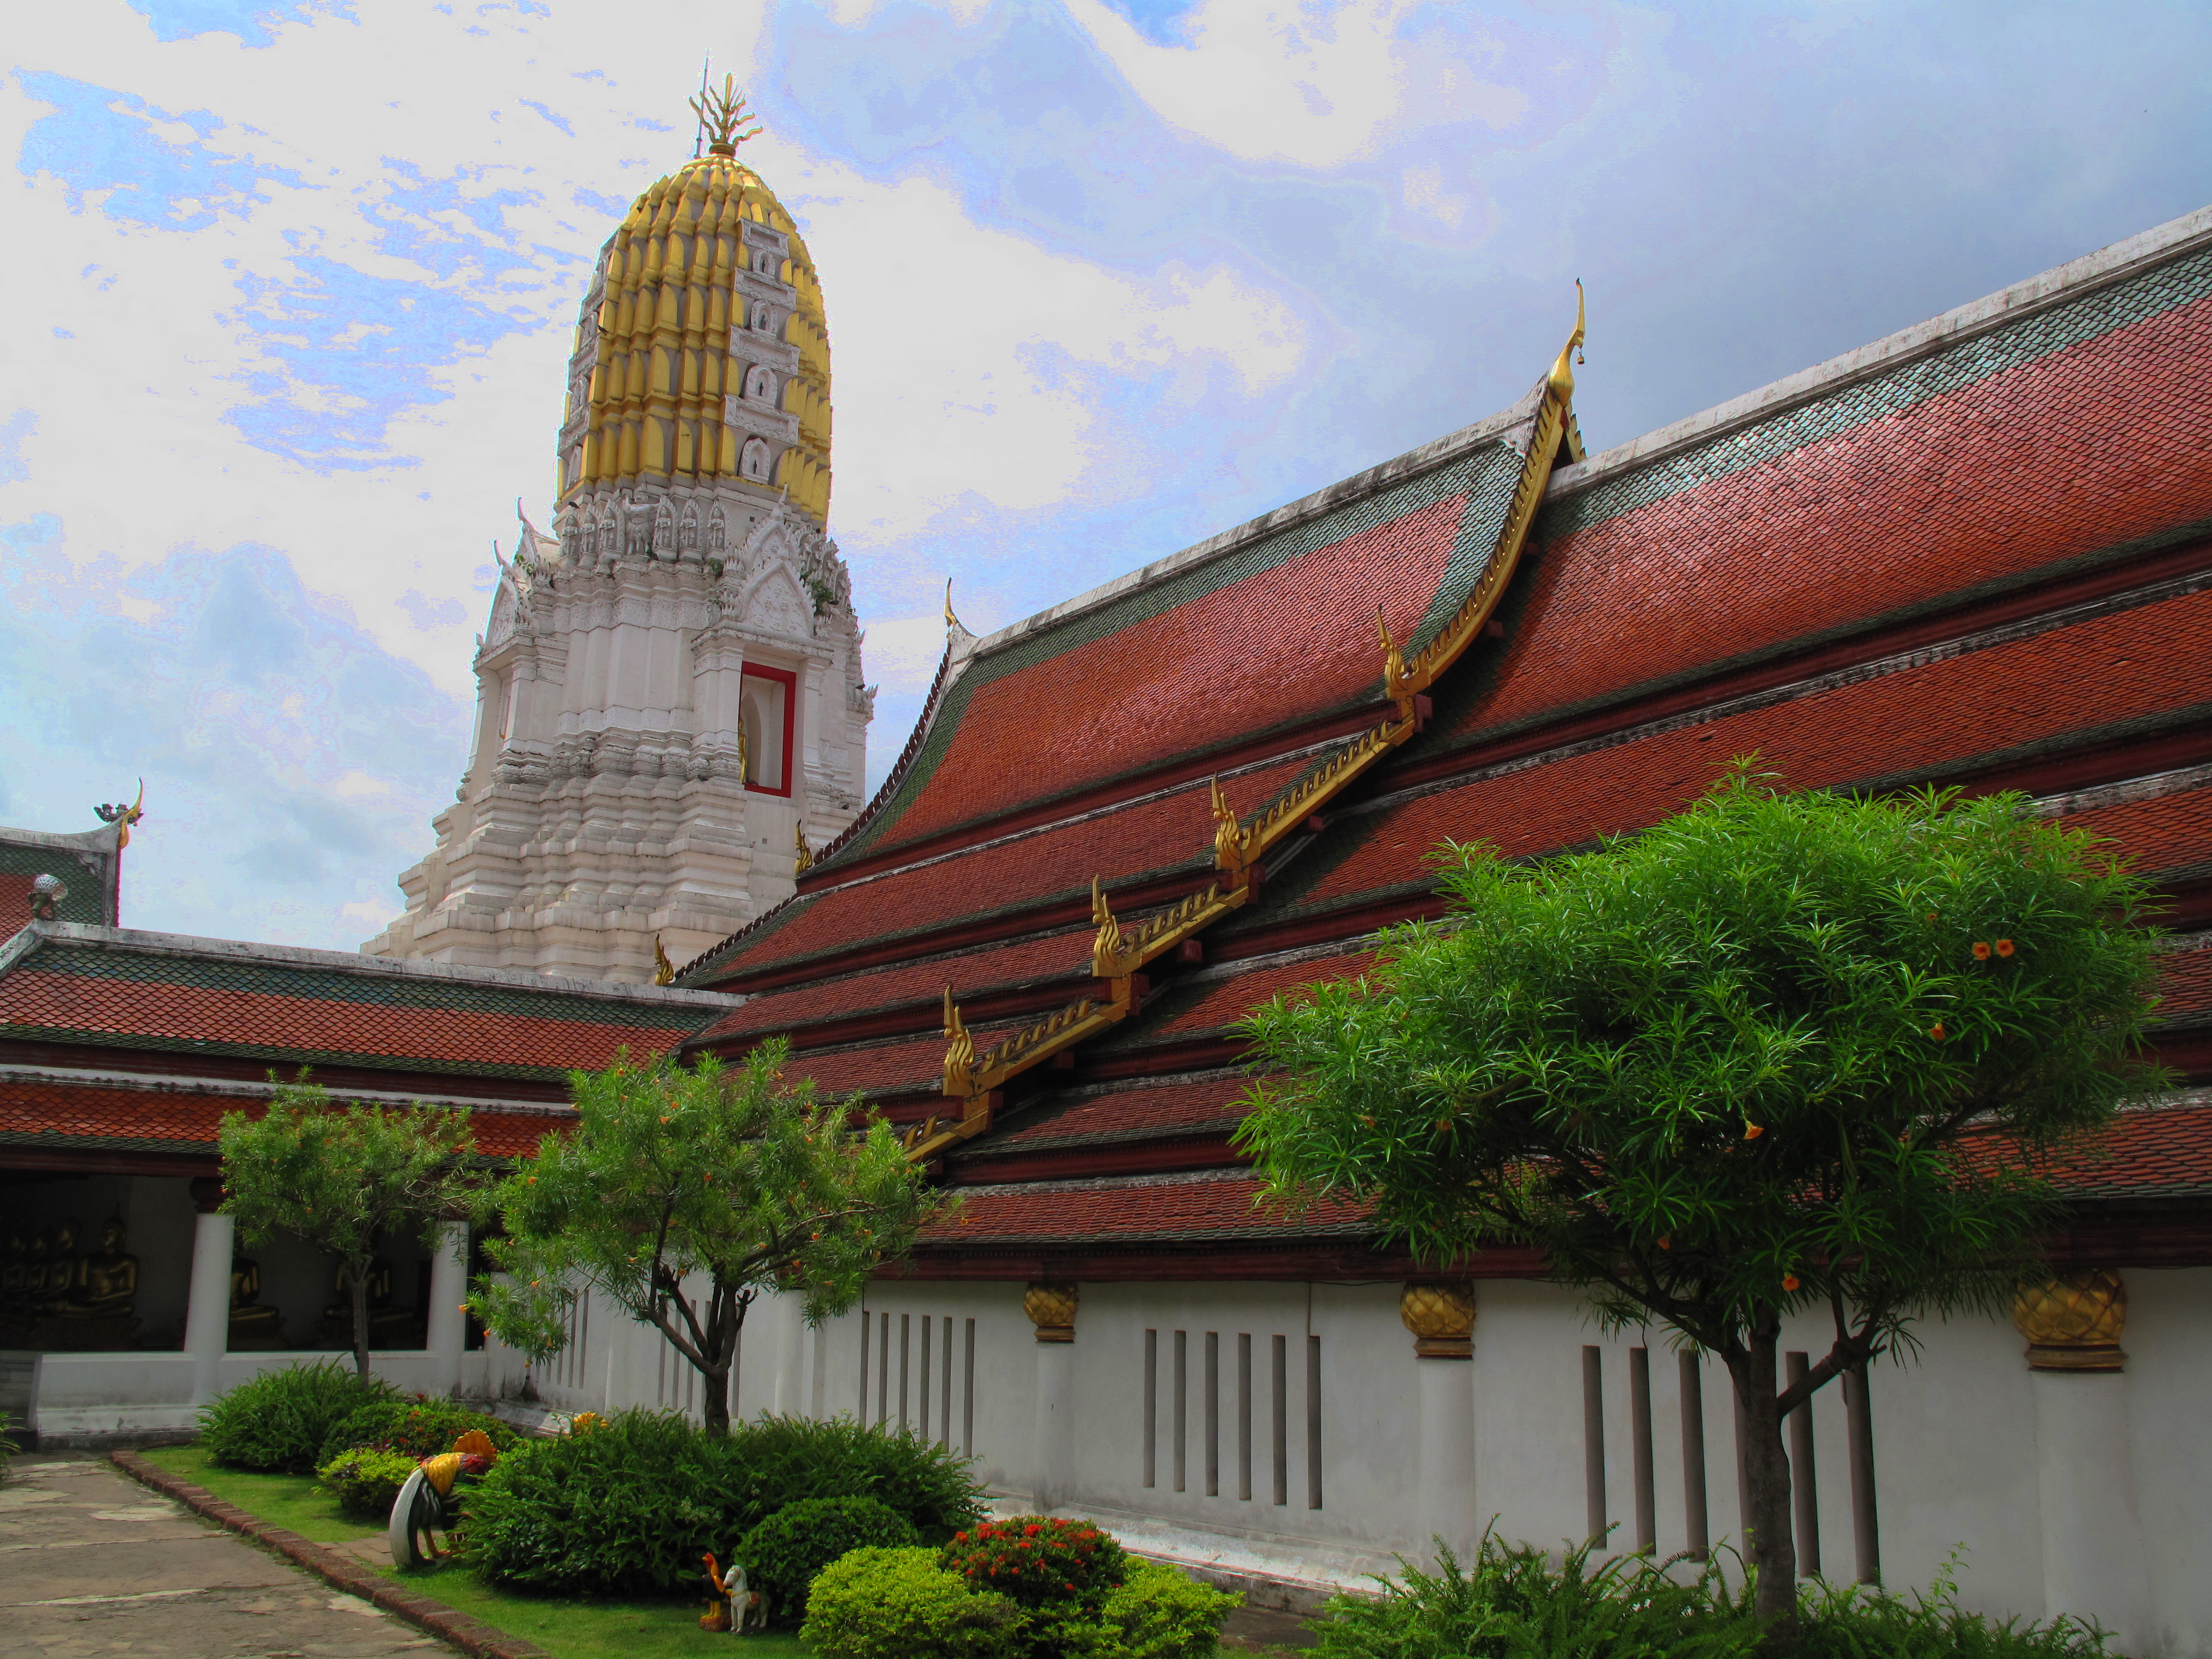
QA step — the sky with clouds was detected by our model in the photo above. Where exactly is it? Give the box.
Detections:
[3,0,2205,950]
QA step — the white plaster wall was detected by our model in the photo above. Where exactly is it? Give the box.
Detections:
[2121,1268,2212,1658]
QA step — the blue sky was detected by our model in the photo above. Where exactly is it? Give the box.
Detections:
[3,0,2206,948]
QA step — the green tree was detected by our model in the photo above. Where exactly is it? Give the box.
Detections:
[218,1080,478,1381]
[470,1040,943,1434]
[1235,771,2165,1635]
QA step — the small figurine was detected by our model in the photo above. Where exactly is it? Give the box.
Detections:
[701,1553,771,1634]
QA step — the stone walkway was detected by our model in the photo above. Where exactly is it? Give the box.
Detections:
[2,1454,442,1659]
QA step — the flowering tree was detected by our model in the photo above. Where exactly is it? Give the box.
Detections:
[218,1081,476,1381]
[1236,770,2165,1632]
[470,1040,941,1433]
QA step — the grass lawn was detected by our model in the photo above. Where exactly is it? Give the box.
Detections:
[134,1444,806,1658]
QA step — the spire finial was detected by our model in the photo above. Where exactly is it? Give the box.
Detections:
[689,73,762,158]
[1547,279,1586,397]
[944,578,964,633]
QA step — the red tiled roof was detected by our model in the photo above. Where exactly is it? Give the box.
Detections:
[694,928,1094,1046]
[1294,586,2212,916]
[0,965,697,1079]
[2058,782,2212,877]
[712,752,1318,981]
[876,493,1471,858]
[1146,951,1377,1039]
[2157,943,2212,1020]
[1468,290,2212,744]
[979,1074,1253,1150]
[924,1170,1370,1244]
[0,1080,562,1160]
[2000,1104,2212,1200]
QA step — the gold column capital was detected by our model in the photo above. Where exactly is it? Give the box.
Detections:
[1024,1282,1078,1343]
[2013,1269,2127,1372]
[1401,1281,1475,1359]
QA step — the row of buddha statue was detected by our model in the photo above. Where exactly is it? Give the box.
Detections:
[0,1218,141,1349]
[0,1220,423,1352]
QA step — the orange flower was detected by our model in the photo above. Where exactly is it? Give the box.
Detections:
[1656,1235,1671,1250]
[1995,939,2015,957]
[1782,1274,1800,1292]
[1359,1115,1376,1128]
[1929,1023,1946,1040]
[1972,941,1992,960]
[1744,1123,1765,1140]
[1926,912,1938,923]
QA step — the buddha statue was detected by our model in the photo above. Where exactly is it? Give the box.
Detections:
[227,1255,287,1349]
[50,1216,140,1349]
[62,1218,138,1317]
[35,1220,82,1314]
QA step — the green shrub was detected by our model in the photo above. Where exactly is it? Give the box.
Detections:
[1075,1560,1242,1659]
[464,1409,987,1596]
[200,1360,401,1473]
[316,1446,422,1518]
[1308,1534,2108,1659]
[313,1399,518,1470]
[802,1545,1026,1659]
[739,1414,987,1543]
[943,1515,1128,1614]
[738,1495,918,1625]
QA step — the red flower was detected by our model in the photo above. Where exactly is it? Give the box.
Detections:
[1929,1023,1946,1040]
[1995,939,2015,957]
[1972,941,1992,960]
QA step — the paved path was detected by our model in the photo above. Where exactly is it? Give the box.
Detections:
[2,1454,441,1659]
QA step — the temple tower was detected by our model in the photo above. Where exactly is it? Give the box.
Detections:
[366,86,871,984]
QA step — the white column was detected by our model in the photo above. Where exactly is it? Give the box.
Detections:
[1025,1283,1078,1512]
[1402,1284,1478,1563]
[2016,1270,2149,1648]
[425,1221,468,1398]
[184,1205,235,1409]
[2032,1372,2151,1643]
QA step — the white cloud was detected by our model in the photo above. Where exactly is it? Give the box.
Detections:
[1060,0,1530,168]
[789,165,1305,541]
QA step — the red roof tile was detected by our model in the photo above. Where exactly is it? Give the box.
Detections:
[1469,290,2212,743]
[980,1074,1253,1150]
[0,1080,561,1159]
[1145,951,1377,1039]
[2057,782,2212,878]
[2157,943,2211,1020]
[0,966,696,1079]
[715,751,1319,980]
[694,928,1094,1046]
[924,1170,1369,1244]
[873,493,1472,858]
[1296,587,2212,915]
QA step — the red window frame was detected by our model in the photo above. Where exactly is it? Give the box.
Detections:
[742,662,798,797]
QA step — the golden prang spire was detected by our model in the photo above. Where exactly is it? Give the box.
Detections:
[690,73,763,158]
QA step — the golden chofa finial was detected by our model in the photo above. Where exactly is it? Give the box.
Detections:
[1090,876,1126,979]
[941,986,976,1097]
[944,578,964,633]
[1378,605,1411,716]
[653,934,676,986]
[1547,279,1587,397]
[690,73,762,158]
[793,822,814,875]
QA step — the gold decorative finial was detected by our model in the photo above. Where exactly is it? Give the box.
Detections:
[1090,876,1126,979]
[653,934,676,986]
[941,986,975,1097]
[944,578,964,633]
[793,822,814,875]
[1378,606,1411,717]
[1547,279,1586,397]
[95,781,146,850]
[1209,776,1247,873]
[689,73,762,158]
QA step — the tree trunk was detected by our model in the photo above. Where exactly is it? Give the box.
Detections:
[1728,1329,1800,1641]
[349,1256,373,1383]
